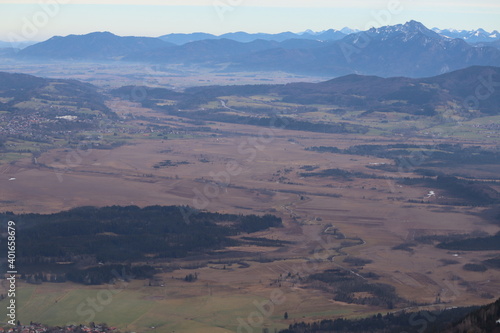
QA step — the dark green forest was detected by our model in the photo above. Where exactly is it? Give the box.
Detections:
[1,205,282,264]
[306,144,500,167]
[308,268,405,309]
[278,304,486,333]
[437,232,500,251]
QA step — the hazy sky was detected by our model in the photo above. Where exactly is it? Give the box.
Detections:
[1,0,499,42]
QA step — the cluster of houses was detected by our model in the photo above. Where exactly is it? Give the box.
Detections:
[0,324,119,333]
[0,113,50,138]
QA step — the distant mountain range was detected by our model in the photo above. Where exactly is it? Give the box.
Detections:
[7,21,500,78]
[158,27,500,45]
[432,27,500,43]
[280,21,500,77]
[225,21,500,77]
[2,25,497,49]
[158,29,350,44]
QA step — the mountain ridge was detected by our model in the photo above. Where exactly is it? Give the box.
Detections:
[158,29,348,44]
[433,27,500,43]
[228,21,500,77]
[4,24,499,49]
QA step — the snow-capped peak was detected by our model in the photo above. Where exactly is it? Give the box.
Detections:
[340,27,360,35]
[432,27,500,43]
[365,20,439,41]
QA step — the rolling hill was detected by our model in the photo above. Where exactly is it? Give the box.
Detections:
[112,66,500,117]
[273,65,500,115]
[0,71,110,114]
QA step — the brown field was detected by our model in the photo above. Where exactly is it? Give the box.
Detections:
[1,80,499,332]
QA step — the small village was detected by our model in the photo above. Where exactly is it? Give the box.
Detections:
[0,323,120,333]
